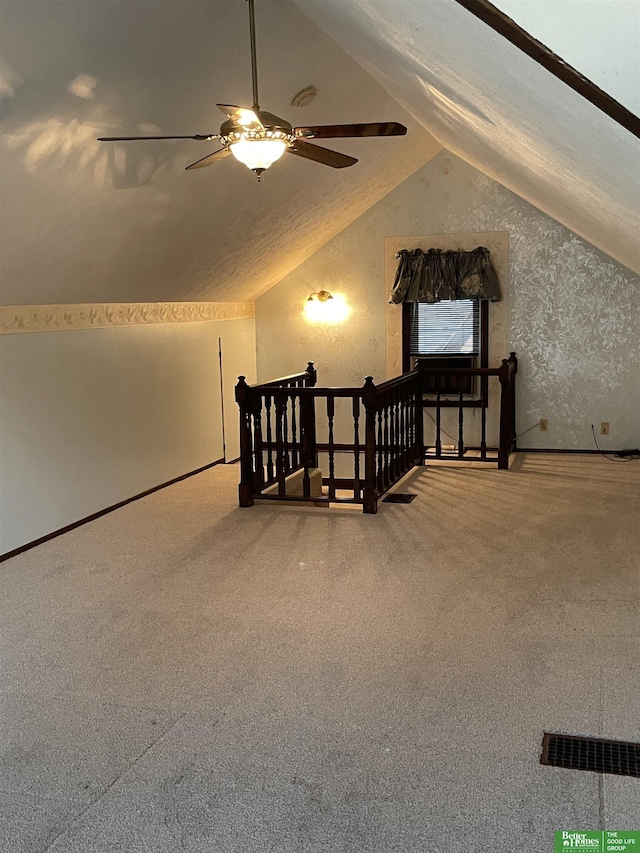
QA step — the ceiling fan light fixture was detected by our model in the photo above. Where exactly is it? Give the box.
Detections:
[229,136,287,174]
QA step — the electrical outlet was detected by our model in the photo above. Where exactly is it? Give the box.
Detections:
[539,418,548,432]
[601,422,610,435]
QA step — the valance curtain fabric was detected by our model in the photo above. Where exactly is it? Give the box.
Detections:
[389,247,501,303]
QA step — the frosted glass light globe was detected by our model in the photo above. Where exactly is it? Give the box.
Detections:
[230,138,287,171]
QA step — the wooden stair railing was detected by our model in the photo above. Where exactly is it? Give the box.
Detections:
[416,352,517,468]
[236,354,517,512]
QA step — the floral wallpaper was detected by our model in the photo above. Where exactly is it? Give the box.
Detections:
[257,151,640,449]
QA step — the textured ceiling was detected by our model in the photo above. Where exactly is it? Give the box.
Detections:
[493,0,640,115]
[0,0,439,305]
[293,0,640,275]
[1,0,638,308]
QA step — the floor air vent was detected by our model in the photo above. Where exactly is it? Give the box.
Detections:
[383,493,417,504]
[541,733,640,777]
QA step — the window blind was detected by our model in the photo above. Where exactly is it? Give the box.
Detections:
[409,300,479,355]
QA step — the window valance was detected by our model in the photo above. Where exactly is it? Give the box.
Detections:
[389,247,501,304]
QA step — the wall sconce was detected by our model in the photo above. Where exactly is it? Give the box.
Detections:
[304,290,350,324]
[308,289,333,305]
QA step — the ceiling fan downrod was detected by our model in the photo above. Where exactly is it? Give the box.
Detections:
[247,0,260,111]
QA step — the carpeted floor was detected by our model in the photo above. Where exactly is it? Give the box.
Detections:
[1,454,638,852]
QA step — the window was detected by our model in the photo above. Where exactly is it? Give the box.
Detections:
[402,300,488,394]
[408,300,479,357]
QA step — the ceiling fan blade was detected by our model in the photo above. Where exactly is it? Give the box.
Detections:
[287,139,357,169]
[184,147,231,170]
[216,104,264,130]
[294,122,407,139]
[97,134,217,142]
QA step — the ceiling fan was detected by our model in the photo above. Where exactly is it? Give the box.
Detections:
[97,0,407,180]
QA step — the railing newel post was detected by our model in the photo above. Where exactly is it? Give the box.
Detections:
[509,352,518,451]
[414,371,425,465]
[362,376,378,514]
[305,362,317,387]
[235,375,255,507]
[498,358,511,469]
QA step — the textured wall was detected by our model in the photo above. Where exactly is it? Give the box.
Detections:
[257,151,640,450]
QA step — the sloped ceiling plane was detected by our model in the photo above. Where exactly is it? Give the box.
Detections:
[293,0,640,275]
[0,0,638,307]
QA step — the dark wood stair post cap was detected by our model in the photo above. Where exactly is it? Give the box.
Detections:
[235,375,248,403]
[363,375,376,404]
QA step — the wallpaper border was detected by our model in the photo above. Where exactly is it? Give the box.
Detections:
[0,302,255,334]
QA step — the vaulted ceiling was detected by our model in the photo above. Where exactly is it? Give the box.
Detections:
[293,0,640,275]
[1,0,638,307]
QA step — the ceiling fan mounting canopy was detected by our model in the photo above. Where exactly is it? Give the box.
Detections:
[97,0,407,180]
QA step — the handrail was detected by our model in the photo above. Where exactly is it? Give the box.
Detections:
[367,371,420,393]
[258,386,365,398]
[254,361,317,389]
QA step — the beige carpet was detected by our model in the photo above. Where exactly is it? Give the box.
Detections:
[1,454,638,852]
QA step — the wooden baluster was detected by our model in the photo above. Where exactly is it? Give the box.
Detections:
[393,388,402,481]
[290,392,298,469]
[383,396,390,491]
[353,395,361,501]
[265,394,274,482]
[400,385,409,472]
[388,390,394,485]
[399,385,406,473]
[458,391,465,458]
[362,376,378,513]
[389,392,394,484]
[300,391,317,498]
[389,391,395,486]
[411,378,417,463]
[480,392,487,460]
[252,396,264,491]
[389,390,396,485]
[235,376,254,507]
[481,367,489,462]
[376,406,385,492]
[404,384,410,462]
[327,395,336,500]
[282,394,290,473]
[275,393,286,494]
[398,387,404,476]
[435,393,442,458]
[409,381,416,463]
